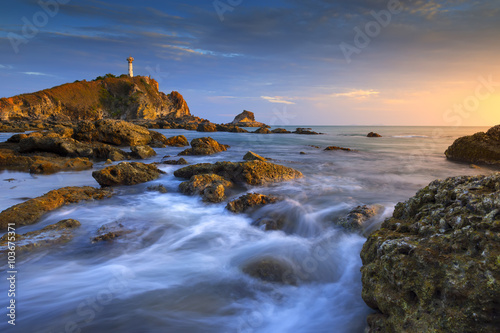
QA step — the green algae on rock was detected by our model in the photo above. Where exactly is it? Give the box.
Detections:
[360,174,500,333]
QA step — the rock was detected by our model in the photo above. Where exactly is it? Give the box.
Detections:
[92,162,164,187]
[164,135,189,147]
[130,145,156,159]
[179,174,233,203]
[178,137,230,156]
[91,222,132,243]
[91,119,155,146]
[324,146,353,151]
[243,151,267,162]
[253,216,286,231]
[197,122,217,132]
[294,128,320,135]
[271,128,291,134]
[174,160,303,186]
[445,125,500,165]
[336,205,382,232]
[0,219,81,253]
[147,184,168,193]
[230,110,267,127]
[367,132,382,137]
[91,145,129,161]
[242,258,298,285]
[299,152,306,155]
[0,187,112,231]
[360,174,500,333]
[148,130,169,148]
[309,145,320,149]
[253,127,272,134]
[162,158,189,165]
[6,133,28,143]
[104,159,113,165]
[226,193,278,213]
[0,149,93,174]
[215,124,249,133]
[19,133,94,157]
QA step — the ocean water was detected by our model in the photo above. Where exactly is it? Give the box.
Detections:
[0,126,496,333]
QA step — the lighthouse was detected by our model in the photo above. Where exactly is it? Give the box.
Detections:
[127,56,134,77]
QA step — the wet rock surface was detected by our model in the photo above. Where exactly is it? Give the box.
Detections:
[179,174,233,203]
[174,160,303,186]
[336,205,382,233]
[360,174,500,333]
[92,162,164,187]
[0,187,112,231]
[162,158,189,165]
[243,151,267,162]
[324,146,353,152]
[164,135,189,147]
[0,219,81,253]
[242,258,298,285]
[226,193,278,213]
[130,145,156,159]
[179,137,230,156]
[367,132,382,138]
[445,125,500,165]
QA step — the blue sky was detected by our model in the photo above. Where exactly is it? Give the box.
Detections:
[1,0,499,125]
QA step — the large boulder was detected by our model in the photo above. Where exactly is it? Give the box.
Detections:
[0,187,112,231]
[130,145,156,159]
[197,122,217,132]
[174,160,303,186]
[226,193,278,213]
[294,128,320,135]
[92,162,164,186]
[360,174,500,333]
[179,174,233,203]
[19,132,94,157]
[216,124,249,133]
[445,125,500,165]
[178,137,230,156]
[164,135,189,147]
[243,151,267,162]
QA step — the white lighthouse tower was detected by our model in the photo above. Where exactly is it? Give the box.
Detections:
[127,56,134,77]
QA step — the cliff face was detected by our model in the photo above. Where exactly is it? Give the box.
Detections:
[0,76,190,121]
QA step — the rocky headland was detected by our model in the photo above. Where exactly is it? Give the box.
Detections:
[445,125,500,165]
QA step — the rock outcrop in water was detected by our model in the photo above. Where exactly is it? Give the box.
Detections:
[243,151,267,162]
[367,132,382,138]
[179,137,230,156]
[0,219,81,253]
[179,174,233,203]
[445,125,500,165]
[226,193,279,213]
[336,205,382,233]
[0,187,113,231]
[360,174,500,333]
[0,76,190,121]
[229,110,267,128]
[174,160,303,186]
[92,162,164,187]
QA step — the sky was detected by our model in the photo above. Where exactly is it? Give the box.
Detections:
[1,0,499,126]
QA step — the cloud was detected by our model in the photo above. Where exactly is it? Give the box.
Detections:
[0,64,14,69]
[21,72,53,76]
[331,89,380,99]
[261,96,296,105]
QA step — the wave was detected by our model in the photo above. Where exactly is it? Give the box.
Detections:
[391,135,430,138]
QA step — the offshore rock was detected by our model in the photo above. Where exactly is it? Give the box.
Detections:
[165,135,189,147]
[243,151,267,162]
[445,125,500,165]
[360,174,500,333]
[367,132,382,138]
[92,162,164,187]
[230,110,267,128]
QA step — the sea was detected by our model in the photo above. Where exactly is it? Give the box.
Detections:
[0,126,496,333]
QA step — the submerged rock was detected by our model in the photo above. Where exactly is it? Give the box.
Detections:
[271,128,291,134]
[336,205,382,233]
[92,162,164,187]
[92,222,132,243]
[174,160,303,186]
[146,184,168,193]
[242,258,298,285]
[0,219,81,253]
[360,174,500,333]
[324,146,353,152]
[445,125,500,165]
[179,174,233,203]
[178,137,230,156]
[367,132,382,138]
[0,187,112,231]
[226,193,278,213]
[243,151,267,162]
